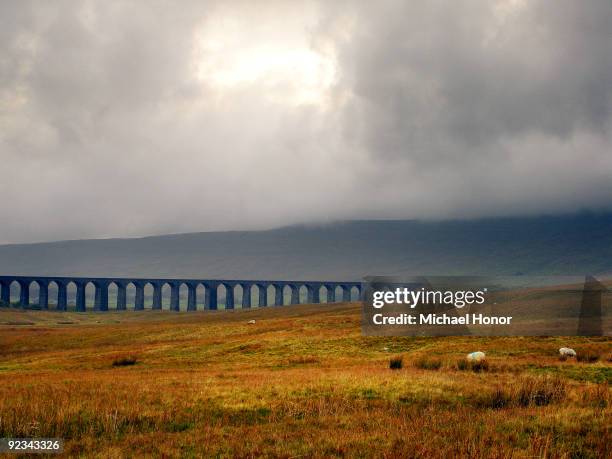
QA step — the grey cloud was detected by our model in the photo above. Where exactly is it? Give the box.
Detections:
[0,0,611,244]
[330,1,612,153]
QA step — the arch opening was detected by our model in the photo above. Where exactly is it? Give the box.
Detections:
[108,282,119,310]
[299,285,309,304]
[248,284,258,308]
[158,283,169,310]
[126,283,136,310]
[350,286,360,302]
[179,283,189,311]
[335,286,343,303]
[318,285,327,304]
[28,281,40,308]
[196,283,205,310]
[144,282,155,309]
[265,285,276,306]
[66,282,77,310]
[48,281,59,310]
[84,282,95,310]
[283,285,292,305]
[9,281,20,305]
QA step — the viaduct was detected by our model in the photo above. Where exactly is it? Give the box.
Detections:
[0,276,362,311]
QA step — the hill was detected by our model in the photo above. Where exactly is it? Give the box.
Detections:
[1,213,612,280]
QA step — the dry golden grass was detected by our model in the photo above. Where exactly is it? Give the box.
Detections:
[0,303,610,458]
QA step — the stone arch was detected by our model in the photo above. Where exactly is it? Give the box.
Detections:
[47,280,60,309]
[160,282,171,310]
[263,284,273,306]
[108,281,119,310]
[84,281,95,310]
[66,281,77,310]
[335,285,344,303]
[233,283,244,309]
[318,285,328,304]
[350,285,360,301]
[178,282,189,311]
[138,282,152,309]
[9,280,20,305]
[196,283,206,310]
[246,284,258,308]
[299,285,309,304]
[28,280,41,308]
[351,285,361,301]
[215,283,225,309]
[283,285,292,305]
[126,282,137,310]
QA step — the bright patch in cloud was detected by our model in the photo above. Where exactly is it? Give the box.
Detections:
[194,9,337,106]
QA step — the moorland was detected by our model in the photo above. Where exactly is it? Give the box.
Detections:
[0,303,609,457]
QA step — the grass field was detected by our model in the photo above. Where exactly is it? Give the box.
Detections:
[0,304,610,458]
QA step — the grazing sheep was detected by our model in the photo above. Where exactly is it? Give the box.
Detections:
[559,347,576,358]
[247,319,256,324]
[466,351,486,362]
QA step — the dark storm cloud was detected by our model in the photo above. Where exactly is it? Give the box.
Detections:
[0,0,611,243]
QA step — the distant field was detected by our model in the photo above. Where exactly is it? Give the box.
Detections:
[0,304,610,457]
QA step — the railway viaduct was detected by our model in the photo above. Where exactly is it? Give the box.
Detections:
[0,276,362,311]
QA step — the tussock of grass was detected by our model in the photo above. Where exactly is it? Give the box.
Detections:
[111,355,138,367]
[577,346,601,363]
[414,357,442,370]
[517,375,566,406]
[456,359,489,372]
[477,376,566,409]
[573,344,611,363]
[389,355,403,370]
[236,343,263,353]
[287,355,319,365]
[581,383,610,408]
[479,388,513,409]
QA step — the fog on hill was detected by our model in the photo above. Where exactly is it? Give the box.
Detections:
[1,214,611,281]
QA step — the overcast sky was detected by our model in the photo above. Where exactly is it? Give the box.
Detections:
[1,0,611,244]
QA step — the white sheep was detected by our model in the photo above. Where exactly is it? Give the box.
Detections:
[466,351,486,362]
